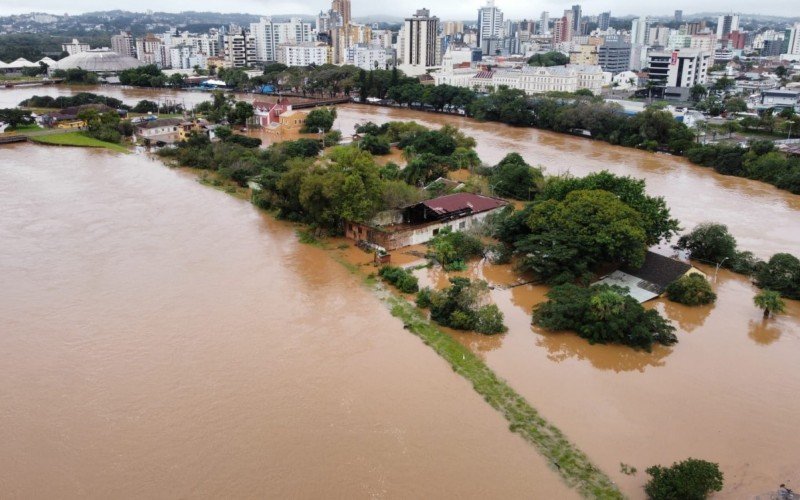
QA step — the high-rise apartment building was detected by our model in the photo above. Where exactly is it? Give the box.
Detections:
[674,10,683,23]
[399,8,441,72]
[787,23,800,55]
[598,12,611,31]
[630,17,649,45]
[250,17,313,63]
[539,11,550,35]
[111,31,136,58]
[571,4,582,36]
[477,0,503,53]
[716,14,740,39]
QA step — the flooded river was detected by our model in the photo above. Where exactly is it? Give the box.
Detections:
[0,145,575,498]
[3,85,800,498]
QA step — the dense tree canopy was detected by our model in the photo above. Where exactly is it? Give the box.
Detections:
[301,107,337,133]
[489,153,543,200]
[645,458,723,500]
[533,283,677,350]
[518,189,648,284]
[665,274,717,306]
[527,51,570,67]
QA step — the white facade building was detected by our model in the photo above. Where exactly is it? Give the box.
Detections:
[61,39,90,56]
[647,49,711,88]
[398,8,441,76]
[347,45,391,70]
[277,42,330,67]
[787,23,800,56]
[250,17,314,63]
[477,0,504,53]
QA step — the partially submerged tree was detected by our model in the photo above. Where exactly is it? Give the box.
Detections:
[753,290,787,319]
[644,458,723,500]
[533,283,677,350]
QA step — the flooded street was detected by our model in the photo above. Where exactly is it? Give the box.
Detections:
[4,85,800,498]
[0,145,575,498]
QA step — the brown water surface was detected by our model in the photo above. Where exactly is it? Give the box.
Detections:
[334,104,800,258]
[0,145,576,499]
[411,257,800,498]
[6,86,800,498]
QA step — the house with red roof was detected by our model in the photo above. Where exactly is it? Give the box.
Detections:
[345,192,508,251]
[252,98,292,127]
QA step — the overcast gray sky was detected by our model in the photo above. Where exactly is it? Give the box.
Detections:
[1,0,795,20]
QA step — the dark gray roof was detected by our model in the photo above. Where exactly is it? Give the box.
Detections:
[622,251,691,291]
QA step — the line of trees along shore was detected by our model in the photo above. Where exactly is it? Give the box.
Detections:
[51,61,798,196]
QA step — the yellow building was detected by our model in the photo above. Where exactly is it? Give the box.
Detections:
[569,45,599,65]
[278,110,308,131]
[56,120,86,129]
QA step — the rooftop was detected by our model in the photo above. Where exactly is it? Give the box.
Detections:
[419,192,507,216]
[51,49,145,73]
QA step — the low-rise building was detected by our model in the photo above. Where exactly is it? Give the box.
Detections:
[345,192,508,251]
[134,118,184,144]
[760,89,800,111]
[596,251,706,303]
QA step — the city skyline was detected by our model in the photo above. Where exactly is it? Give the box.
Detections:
[1,0,798,20]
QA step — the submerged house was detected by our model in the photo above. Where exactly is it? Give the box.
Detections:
[345,192,508,251]
[595,251,705,303]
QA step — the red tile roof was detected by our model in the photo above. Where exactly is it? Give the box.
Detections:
[421,193,507,216]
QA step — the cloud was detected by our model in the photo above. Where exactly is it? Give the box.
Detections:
[1,0,796,19]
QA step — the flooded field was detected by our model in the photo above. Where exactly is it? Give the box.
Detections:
[0,145,575,499]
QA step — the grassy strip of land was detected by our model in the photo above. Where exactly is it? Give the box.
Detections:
[384,294,624,499]
[28,132,129,153]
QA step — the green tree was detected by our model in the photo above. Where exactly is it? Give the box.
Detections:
[519,189,648,283]
[690,84,708,103]
[532,283,677,350]
[644,458,723,500]
[755,253,800,300]
[665,274,717,306]
[724,97,747,113]
[753,290,787,319]
[301,107,337,133]
[490,153,543,200]
[676,223,738,264]
[527,51,569,66]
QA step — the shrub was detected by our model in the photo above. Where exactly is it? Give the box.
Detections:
[416,278,507,334]
[665,274,717,306]
[378,265,419,293]
[644,458,723,500]
[427,227,485,270]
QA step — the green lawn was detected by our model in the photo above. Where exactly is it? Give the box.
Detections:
[29,132,130,153]
[7,124,42,132]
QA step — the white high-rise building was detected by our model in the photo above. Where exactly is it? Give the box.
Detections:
[630,17,649,46]
[250,17,314,62]
[111,31,136,58]
[716,14,740,39]
[477,0,503,53]
[539,11,550,35]
[787,23,800,55]
[398,8,441,75]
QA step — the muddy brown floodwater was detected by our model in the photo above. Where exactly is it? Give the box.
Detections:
[4,85,800,498]
[0,145,577,499]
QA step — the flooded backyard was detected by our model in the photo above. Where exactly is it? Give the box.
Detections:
[2,85,800,497]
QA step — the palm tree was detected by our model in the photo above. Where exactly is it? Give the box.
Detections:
[754,290,786,319]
